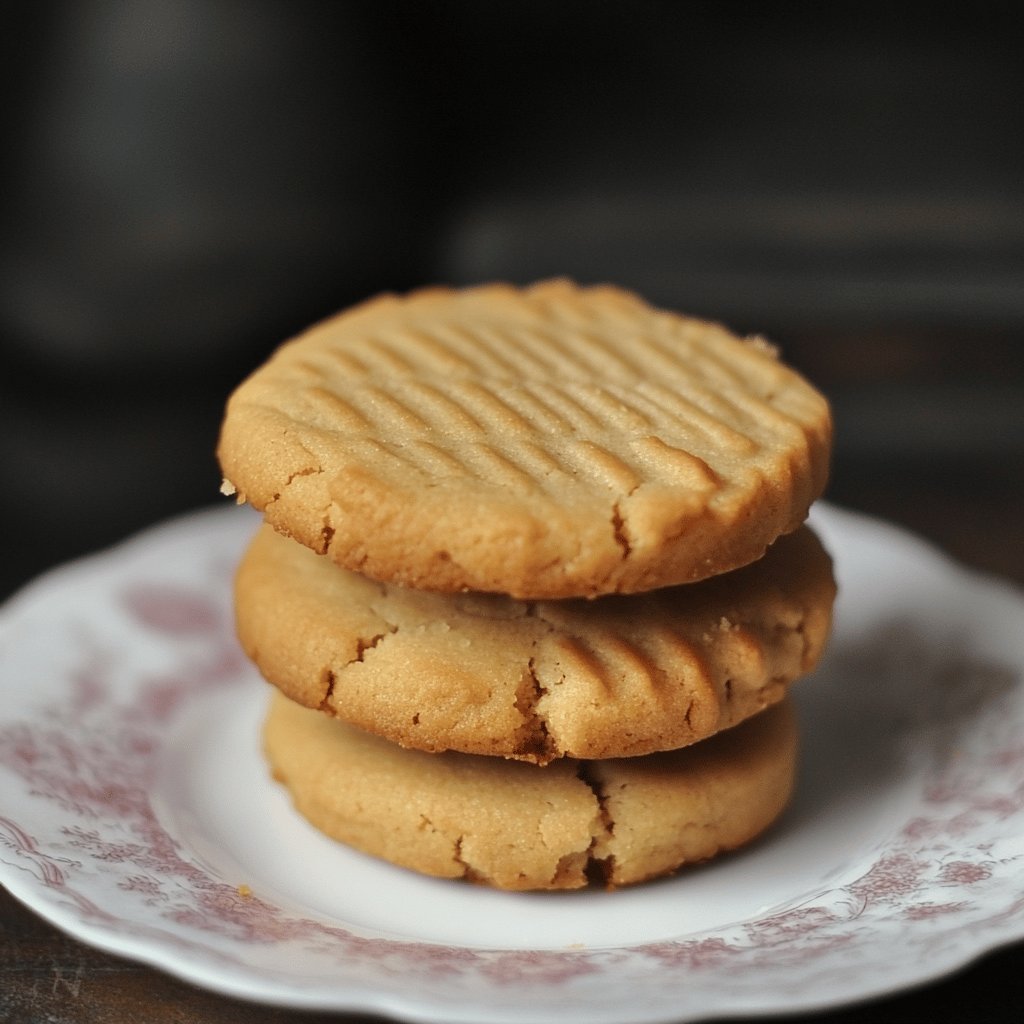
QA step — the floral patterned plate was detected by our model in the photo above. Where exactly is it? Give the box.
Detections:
[1,502,1023,1024]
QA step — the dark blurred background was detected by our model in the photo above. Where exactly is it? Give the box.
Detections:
[1,0,1023,601]
[2,3,1024,1019]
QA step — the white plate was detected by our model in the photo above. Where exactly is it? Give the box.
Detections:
[1,503,1023,1024]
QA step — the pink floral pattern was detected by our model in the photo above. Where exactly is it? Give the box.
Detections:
[1,504,1023,1022]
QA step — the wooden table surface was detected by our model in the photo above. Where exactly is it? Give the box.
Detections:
[3,461,1023,1024]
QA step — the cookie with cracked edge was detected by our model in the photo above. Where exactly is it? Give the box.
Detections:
[236,522,834,763]
[217,280,832,599]
[264,690,798,890]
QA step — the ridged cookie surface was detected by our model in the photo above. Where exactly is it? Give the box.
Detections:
[264,691,798,891]
[218,280,831,598]
[236,523,834,762]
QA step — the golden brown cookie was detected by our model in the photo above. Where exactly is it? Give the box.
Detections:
[263,691,798,891]
[236,522,833,763]
[217,280,831,599]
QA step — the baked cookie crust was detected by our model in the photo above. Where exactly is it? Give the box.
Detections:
[236,522,834,763]
[218,280,832,598]
[263,691,798,891]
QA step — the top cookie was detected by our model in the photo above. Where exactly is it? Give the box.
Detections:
[217,280,831,598]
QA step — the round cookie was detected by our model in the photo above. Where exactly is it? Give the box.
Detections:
[263,691,799,891]
[217,280,831,599]
[236,522,834,763]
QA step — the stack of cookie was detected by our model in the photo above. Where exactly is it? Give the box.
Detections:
[216,280,836,890]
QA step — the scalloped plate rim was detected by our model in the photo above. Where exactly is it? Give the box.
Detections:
[1,501,1023,1024]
